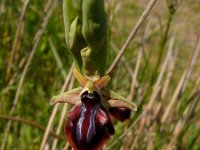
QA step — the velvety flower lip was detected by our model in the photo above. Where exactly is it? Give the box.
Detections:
[65,91,115,150]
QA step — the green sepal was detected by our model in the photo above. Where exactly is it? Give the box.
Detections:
[102,89,137,111]
[50,87,82,105]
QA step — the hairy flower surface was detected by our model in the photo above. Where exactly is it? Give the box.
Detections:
[65,91,114,150]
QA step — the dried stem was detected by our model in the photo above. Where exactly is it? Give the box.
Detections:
[48,37,67,79]
[161,49,178,99]
[166,90,200,150]
[128,47,142,100]
[147,35,175,109]
[107,0,157,74]
[0,115,64,140]
[129,36,176,150]
[1,1,58,149]
[51,76,75,150]
[40,65,74,150]
[128,21,151,100]
[110,41,134,77]
[6,0,30,77]
[161,36,200,124]
[106,111,146,150]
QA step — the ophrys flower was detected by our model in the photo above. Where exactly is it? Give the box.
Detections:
[51,69,137,150]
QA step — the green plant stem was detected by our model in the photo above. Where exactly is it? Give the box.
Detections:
[150,13,174,85]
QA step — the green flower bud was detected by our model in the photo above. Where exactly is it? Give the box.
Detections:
[63,0,108,78]
[82,0,107,77]
[63,0,86,71]
[82,0,107,54]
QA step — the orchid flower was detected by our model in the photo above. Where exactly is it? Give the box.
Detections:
[51,69,137,150]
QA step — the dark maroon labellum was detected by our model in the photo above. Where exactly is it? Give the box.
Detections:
[65,91,115,150]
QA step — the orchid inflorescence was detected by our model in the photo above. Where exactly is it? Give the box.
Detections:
[51,0,137,149]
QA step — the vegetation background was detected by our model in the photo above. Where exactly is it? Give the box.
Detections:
[0,0,200,149]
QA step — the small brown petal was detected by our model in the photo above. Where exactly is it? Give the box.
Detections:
[109,107,131,121]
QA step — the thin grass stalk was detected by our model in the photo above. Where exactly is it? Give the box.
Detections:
[145,102,162,149]
[48,37,67,79]
[128,21,151,100]
[63,142,69,150]
[44,0,54,13]
[162,70,188,124]
[110,41,134,76]
[106,111,146,150]
[145,51,178,149]
[51,76,75,150]
[0,115,64,140]
[6,0,30,77]
[40,64,73,150]
[177,36,200,105]
[134,36,174,131]
[47,37,73,149]
[176,40,200,111]
[1,1,58,149]
[129,93,148,149]
[193,76,200,92]
[105,39,139,150]
[151,0,179,85]
[130,114,146,150]
[123,126,131,150]
[166,90,200,150]
[181,36,200,93]
[128,47,142,100]
[13,21,25,66]
[161,49,178,99]
[130,36,175,150]
[151,15,174,85]
[174,76,200,138]
[107,0,157,74]
[147,35,175,110]
[161,36,200,124]
[1,57,26,95]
